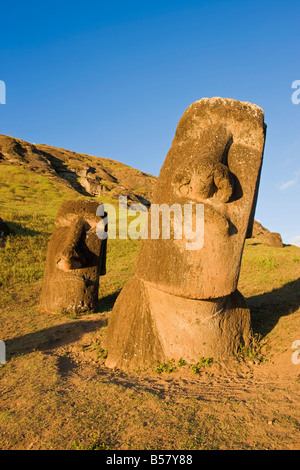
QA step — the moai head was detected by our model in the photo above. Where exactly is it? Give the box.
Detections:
[135,98,266,299]
[40,200,107,314]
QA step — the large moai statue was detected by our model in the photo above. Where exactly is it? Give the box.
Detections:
[105,97,266,369]
[40,200,107,314]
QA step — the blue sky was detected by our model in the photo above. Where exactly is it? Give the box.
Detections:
[0,0,299,245]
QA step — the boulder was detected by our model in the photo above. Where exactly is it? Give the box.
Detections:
[251,220,283,247]
[79,175,109,196]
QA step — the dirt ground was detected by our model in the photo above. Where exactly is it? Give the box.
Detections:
[1,284,299,450]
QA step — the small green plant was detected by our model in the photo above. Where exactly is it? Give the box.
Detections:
[256,256,279,269]
[235,334,266,363]
[91,341,108,360]
[96,347,108,360]
[153,358,176,374]
[73,439,110,450]
[81,340,108,361]
[177,358,187,367]
[191,357,214,374]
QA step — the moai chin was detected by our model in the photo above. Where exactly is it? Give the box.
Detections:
[105,97,266,369]
[40,200,107,314]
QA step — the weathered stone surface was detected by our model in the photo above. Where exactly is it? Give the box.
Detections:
[105,98,266,369]
[105,278,251,369]
[40,200,107,314]
[79,175,109,197]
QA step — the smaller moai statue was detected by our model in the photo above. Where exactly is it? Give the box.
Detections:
[40,200,107,314]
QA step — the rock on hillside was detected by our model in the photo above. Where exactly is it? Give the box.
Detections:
[0,134,283,246]
[250,220,283,247]
[0,134,156,206]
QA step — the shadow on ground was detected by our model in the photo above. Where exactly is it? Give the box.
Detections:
[96,290,121,313]
[247,277,300,338]
[5,317,107,360]
[6,221,41,237]
[4,279,300,362]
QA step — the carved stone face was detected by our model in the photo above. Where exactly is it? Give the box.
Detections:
[40,200,106,314]
[135,98,266,299]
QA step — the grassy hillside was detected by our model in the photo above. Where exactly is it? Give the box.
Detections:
[0,144,299,450]
[0,134,156,206]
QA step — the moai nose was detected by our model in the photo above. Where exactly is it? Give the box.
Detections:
[176,159,233,203]
[56,217,86,271]
[211,162,233,203]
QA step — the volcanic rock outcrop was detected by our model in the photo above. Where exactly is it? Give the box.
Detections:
[105,97,267,369]
[251,220,283,247]
[0,134,155,205]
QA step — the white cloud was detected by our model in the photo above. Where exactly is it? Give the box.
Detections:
[290,235,300,247]
[279,168,300,191]
[280,178,297,190]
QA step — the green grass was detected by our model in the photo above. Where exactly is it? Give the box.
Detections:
[72,440,111,450]
[0,165,79,220]
[234,334,266,363]
[0,165,136,302]
[239,241,300,296]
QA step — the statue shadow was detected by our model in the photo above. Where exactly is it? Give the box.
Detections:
[4,279,299,372]
[246,278,300,338]
[96,290,121,313]
[4,291,121,363]
[4,317,107,362]
[6,221,41,237]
